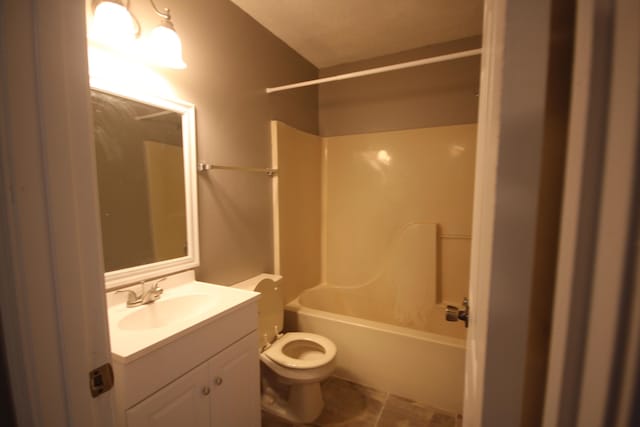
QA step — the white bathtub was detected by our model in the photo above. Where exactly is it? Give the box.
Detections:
[284,284,466,414]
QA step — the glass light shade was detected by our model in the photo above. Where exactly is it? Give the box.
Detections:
[147,23,187,69]
[91,1,137,47]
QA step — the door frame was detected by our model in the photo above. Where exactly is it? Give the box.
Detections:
[0,0,114,425]
[544,0,640,425]
[464,0,553,425]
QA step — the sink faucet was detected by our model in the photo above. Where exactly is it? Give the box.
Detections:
[116,278,165,308]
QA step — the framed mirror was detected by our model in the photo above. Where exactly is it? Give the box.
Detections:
[90,79,199,289]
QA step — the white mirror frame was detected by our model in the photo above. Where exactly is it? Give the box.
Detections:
[90,78,199,290]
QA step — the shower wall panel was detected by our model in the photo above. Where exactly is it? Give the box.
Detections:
[272,121,322,302]
[324,124,476,305]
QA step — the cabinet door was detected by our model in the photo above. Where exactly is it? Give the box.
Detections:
[210,331,260,427]
[127,363,210,427]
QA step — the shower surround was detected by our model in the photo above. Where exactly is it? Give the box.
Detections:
[272,121,476,413]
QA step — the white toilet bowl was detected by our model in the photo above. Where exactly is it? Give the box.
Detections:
[232,275,337,424]
[260,332,336,423]
[261,332,336,382]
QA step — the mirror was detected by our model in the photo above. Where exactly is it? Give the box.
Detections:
[90,80,199,289]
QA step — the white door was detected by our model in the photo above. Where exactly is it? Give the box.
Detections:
[127,363,210,427]
[0,0,115,425]
[463,0,555,425]
[465,0,640,426]
[209,332,261,427]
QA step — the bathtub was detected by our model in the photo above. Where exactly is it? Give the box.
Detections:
[284,284,466,414]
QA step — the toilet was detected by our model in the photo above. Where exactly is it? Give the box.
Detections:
[235,275,336,424]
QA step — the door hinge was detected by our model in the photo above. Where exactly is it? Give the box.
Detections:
[89,363,114,398]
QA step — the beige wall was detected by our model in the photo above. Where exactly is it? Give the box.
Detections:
[272,122,322,302]
[86,0,319,284]
[319,37,481,137]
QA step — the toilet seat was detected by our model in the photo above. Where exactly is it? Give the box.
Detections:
[263,332,336,369]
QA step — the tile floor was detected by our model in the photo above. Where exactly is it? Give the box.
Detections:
[262,377,460,427]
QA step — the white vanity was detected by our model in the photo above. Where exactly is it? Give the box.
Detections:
[107,271,260,427]
[90,82,262,426]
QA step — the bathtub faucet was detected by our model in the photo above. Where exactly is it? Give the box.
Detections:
[116,278,165,307]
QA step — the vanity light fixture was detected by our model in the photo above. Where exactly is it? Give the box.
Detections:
[91,0,186,69]
[146,0,187,69]
[91,0,138,47]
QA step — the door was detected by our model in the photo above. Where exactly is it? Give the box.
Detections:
[210,332,261,427]
[466,0,640,426]
[0,0,115,425]
[463,0,556,425]
[127,363,210,427]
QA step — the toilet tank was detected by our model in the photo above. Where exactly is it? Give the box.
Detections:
[232,274,283,349]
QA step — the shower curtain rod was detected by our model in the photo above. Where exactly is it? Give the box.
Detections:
[266,48,482,94]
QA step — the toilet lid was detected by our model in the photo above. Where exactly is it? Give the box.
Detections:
[263,332,336,369]
[254,278,284,346]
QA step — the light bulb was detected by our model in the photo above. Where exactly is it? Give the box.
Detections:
[146,22,187,69]
[91,1,137,47]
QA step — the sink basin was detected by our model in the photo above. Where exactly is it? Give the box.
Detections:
[107,274,259,362]
[118,294,217,330]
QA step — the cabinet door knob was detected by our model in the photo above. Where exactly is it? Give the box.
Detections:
[214,376,223,385]
[201,386,210,395]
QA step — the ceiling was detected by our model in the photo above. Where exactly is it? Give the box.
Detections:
[228,0,484,68]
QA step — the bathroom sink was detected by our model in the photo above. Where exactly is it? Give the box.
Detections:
[117,294,218,330]
[106,271,261,413]
[107,274,259,362]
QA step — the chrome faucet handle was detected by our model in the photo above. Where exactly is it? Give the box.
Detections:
[115,289,142,307]
[116,279,165,307]
[150,278,165,297]
[150,277,166,292]
[142,277,165,303]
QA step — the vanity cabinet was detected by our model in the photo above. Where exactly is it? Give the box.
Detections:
[127,363,209,427]
[209,332,261,426]
[126,331,260,427]
[109,281,261,427]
